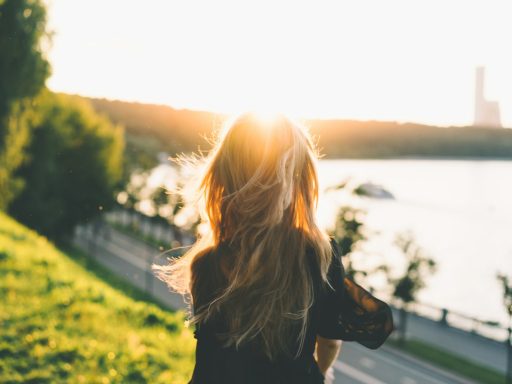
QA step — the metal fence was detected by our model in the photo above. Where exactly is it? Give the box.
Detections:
[103,208,195,249]
[404,300,510,342]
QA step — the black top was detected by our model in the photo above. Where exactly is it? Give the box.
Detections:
[189,238,394,384]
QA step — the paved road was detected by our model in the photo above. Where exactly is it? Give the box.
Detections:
[73,224,506,382]
[332,343,476,384]
[396,310,507,374]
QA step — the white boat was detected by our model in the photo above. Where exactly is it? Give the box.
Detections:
[354,182,394,199]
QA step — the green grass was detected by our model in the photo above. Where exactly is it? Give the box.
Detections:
[0,211,195,384]
[387,338,506,384]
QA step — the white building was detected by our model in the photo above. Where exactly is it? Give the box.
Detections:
[474,67,502,128]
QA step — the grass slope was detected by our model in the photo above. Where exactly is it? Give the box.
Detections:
[0,212,195,384]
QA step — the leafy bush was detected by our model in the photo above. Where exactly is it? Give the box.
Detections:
[8,92,124,241]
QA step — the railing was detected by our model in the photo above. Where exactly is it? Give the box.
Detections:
[102,208,195,249]
[397,300,510,343]
[73,219,189,310]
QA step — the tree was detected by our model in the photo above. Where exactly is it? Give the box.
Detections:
[329,205,388,290]
[330,206,367,280]
[497,273,512,323]
[390,233,437,344]
[0,0,52,209]
[0,98,43,209]
[8,92,124,242]
[496,273,512,384]
[149,183,185,222]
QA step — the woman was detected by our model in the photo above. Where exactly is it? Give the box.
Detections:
[153,112,394,383]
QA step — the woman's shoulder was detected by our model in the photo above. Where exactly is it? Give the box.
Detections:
[191,245,230,293]
[190,246,214,275]
[305,237,340,272]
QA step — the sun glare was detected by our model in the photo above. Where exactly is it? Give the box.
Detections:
[250,110,282,128]
[45,0,512,126]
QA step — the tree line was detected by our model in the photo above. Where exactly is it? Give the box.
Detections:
[0,0,124,242]
[84,97,512,163]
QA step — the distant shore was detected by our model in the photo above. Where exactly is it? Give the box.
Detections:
[322,156,512,161]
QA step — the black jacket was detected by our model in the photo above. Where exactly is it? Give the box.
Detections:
[189,238,394,383]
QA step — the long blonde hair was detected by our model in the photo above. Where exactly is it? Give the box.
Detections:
[153,112,333,361]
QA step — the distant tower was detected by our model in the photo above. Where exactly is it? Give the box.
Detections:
[474,67,502,128]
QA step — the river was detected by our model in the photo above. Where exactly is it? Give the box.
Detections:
[148,158,512,326]
[317,159,512,326]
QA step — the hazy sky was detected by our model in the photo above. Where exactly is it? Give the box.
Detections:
[45,0,512,127]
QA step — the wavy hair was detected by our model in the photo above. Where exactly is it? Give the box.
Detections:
[153,112,333,361]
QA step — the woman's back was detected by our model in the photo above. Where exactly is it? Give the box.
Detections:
[188,238,393,384]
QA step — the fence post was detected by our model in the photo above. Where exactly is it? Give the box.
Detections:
[507,326,511,384]
[439,308,448,325]
[88,221,99,260]
[399,307,407,345]
[145,245,153,296]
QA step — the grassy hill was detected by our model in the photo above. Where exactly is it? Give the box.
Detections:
[0,211,195,384]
